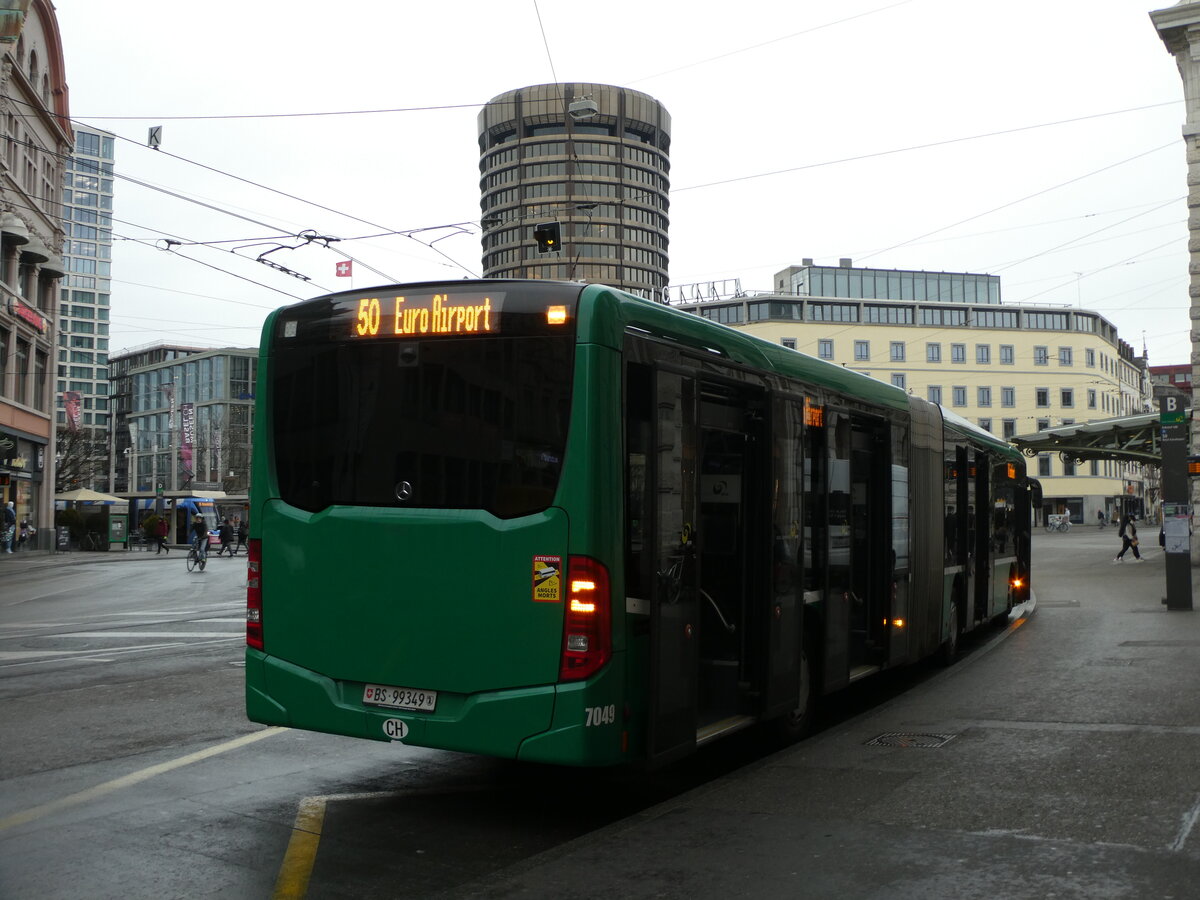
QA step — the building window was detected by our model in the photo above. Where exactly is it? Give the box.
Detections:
[1034,346,1048,365]
[928,385,942,404]
[926,342,941,363]
[1002,419,1016,439]
[976,344,991,364]
[1090,460,1099,476]
[890,341,905,362]
[1038,454,1051,477]
[1001,386,1015,407]
[1037,419,1050,431]
[1063,459,1076,476]
[1085,348,1095,367]
[978,386,992,407]
[854,340,870,361]
[952,386,967,407]
[818,339,833,360]
[1061,388,1074,408]
[1036,388,1050,408]
[978,418,992,432]
[891,373,906,389]
[1059,347,1073,366]
[1000,344,1014,365]
[951,343,966,364]
[781,337,797,350]
[1087,389,1096,409]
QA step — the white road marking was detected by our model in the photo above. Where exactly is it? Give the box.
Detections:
[55,631,240,638]
[0,727,288,832]
[1170,794,1200,851]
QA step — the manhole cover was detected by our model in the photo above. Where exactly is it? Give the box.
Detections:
[865,732,956,749]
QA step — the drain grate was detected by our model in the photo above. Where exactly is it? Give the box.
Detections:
[865,732,957,749]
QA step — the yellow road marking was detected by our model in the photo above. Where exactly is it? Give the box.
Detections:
[0,727,287,833]
[271,786,490,898]
[273,796,327,899]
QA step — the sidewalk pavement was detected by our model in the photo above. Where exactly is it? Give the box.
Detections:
[0,543,243,571]
[449,528,1200,899]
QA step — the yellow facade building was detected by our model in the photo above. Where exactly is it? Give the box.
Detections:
[674,261,1154,523]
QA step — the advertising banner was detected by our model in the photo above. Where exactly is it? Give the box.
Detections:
[63,391,81,432]
[181,402,195,475]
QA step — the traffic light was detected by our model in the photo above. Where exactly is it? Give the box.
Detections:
[533,222,561,253]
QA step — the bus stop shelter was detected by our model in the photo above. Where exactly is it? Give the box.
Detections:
[1012,409,1180,520]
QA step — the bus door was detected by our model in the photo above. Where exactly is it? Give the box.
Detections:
[646,368,701,763]
[824,412,890,690]
[694,381,768,733]
[973,450,992,625]
[944,444,973,634]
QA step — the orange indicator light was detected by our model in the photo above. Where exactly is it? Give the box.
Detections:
[546,305,568,325]
[570,599,597,614]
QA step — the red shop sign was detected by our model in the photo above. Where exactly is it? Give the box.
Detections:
[8,297,46,333]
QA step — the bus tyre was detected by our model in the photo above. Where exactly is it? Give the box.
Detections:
[776,636,818,742]
[939,601,961,667]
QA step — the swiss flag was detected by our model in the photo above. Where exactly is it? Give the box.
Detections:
[335,260,353,277]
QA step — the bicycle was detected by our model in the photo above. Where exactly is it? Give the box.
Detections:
[186,540,207,572]
[82,531,104,551]
[1044,515,1071,533]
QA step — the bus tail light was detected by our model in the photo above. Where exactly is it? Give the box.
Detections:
[559,556,611,681]
[247,538,263,650]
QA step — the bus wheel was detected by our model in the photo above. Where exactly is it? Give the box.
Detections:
[776,636,818,741]
[939,601,961,667]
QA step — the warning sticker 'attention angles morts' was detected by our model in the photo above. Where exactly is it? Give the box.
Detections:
[532,555,562,603]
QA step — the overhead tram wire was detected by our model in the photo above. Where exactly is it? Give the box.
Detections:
[626,0,916,86]
[984,195,1185,273]
[14,98,477,280]
[851,141,1179,264]
[43,96,1181,280]
[671,104,1180,195]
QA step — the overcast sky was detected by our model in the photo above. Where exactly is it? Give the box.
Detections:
[54,0,1190,366]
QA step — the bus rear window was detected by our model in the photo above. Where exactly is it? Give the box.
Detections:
[271,334,575,517]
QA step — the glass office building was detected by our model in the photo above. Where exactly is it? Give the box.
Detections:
[56,126,114,487]
[775,260,1001,305]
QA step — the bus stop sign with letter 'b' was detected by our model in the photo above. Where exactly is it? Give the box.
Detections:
[1161,395,1187,426]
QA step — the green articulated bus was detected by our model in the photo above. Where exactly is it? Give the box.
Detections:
[245,279,1033,767]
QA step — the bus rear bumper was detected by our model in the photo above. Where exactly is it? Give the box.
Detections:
[245,649,624,764]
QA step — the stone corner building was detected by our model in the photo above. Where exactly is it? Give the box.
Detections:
[0,0,70,538]
[1152,1,1200,562]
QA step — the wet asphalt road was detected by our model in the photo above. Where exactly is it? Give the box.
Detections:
[0,531,1110,899]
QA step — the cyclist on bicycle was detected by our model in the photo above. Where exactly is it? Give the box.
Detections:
[190,513,209,560]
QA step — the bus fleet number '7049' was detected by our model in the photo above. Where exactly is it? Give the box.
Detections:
[585,704,616,727]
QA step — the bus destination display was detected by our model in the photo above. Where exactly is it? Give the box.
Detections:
[346,291,503,339]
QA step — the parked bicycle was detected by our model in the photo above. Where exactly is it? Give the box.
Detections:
[1044,514,1071,533]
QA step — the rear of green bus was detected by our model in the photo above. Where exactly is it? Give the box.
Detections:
[245,281,628,765]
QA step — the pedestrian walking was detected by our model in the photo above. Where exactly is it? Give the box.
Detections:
[234,518,247,556]
[2,501,14,553]
[155,516,170,554]
[217,518,234,557]
[1114,514,1143,563]
[1097,510,1106,529]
